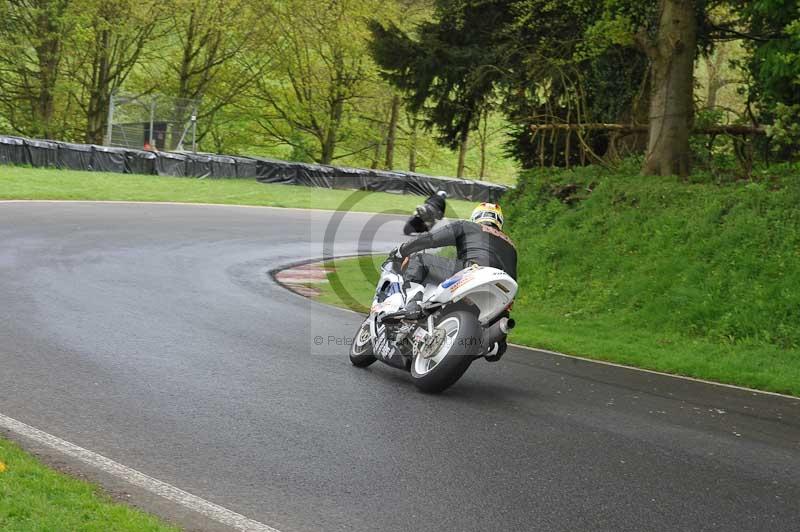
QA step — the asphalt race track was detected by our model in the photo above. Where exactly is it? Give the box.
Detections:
[2,201,799,532]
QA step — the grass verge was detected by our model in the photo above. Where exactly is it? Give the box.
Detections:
[0,437,177,531]
[316,255,384,313]
[0,165,474,218]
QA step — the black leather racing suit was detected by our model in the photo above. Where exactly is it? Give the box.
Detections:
[404,193,446,234]
[399,220,517,285]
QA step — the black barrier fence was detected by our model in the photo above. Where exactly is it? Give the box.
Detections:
[0,135,509,202]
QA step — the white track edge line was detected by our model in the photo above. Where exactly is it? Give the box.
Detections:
[507,344,800,401]
[8,201,793,402]
[0,412,281,532]
[275,257,800,403]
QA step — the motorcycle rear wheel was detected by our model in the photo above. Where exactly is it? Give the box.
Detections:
[410,309,480,393]
[349,318,377,367]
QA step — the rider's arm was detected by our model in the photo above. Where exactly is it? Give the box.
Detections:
[399,221,463,257]
[434,202,445,220]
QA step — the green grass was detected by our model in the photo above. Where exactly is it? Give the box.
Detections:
[0,165,474,218]
[317,255,385,313]
[0,438,177,531]
[314,163,800,396]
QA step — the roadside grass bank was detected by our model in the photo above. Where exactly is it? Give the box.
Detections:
[0,437,177,531]
[0,165,474,218]
[314,163,800,396]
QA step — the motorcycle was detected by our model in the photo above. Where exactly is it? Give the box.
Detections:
[349,254,517,393]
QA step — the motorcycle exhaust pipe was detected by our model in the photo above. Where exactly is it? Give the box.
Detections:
[483,317,514,348]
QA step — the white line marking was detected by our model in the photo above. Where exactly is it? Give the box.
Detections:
[274,256,800,403]
[507,344,800,401]
[0,412,282,532]
[8,201,788,400]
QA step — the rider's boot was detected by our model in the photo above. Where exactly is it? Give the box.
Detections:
[381,284,424,322]
[485,339,508,362]
[402,292,424,320]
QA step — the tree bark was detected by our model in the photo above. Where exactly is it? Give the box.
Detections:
[703,49,737,111]
[320,95,343,165]
[33,5,64,138]
[456,128,469,178]
[479,136,487,179]
[81,3,156,145]
[384,94,400,169]
[640,0,698,177]
[478,108,488,179]
[704,54,721,110]
[370,122,384,169]
[85,29,111,144]
[408,114,418,172]
[1,1,70,138]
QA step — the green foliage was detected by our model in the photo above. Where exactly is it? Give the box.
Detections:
[745,1,800,106]
[0,0,516,183]
[766,103,800,149]
[370,0,652,167]
[371,0,800,171]
[505,164,800,353]
[369,1,509,149]
[740,0,800,161]
[688,108,738,174]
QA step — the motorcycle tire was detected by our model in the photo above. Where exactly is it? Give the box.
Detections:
[410,309,481,393]
[349,318,377,367]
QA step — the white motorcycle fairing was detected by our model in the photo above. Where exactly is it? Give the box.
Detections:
[350,256,519,392]
[426,265,517,324]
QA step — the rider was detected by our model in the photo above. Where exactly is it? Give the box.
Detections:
[392,201,517,294]
[390,202,517,358]
[404,190,448,235]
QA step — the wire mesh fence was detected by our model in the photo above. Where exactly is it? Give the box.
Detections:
[106,93,200,152]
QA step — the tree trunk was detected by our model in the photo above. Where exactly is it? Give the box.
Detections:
[456,128,469,178]
[370,125,383,169]
[172,6,198,138]
[704,49,734,111]
[31,4,66,138]
[641,0,697,177]
[478,108,488,179]
[85,29,112,144]
[704,55,720,110]
[408,116,418,172]
[384,95,400,169]
[479,140,487,179]
[321,97,343,165]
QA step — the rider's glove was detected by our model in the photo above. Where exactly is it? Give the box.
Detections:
[388,246,403,262]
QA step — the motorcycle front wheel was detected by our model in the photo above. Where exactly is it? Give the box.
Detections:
[349,318,377,367]
[411,309,480,393]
